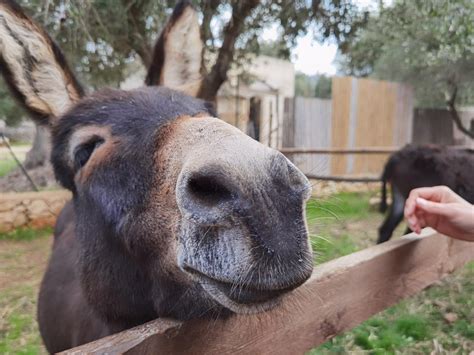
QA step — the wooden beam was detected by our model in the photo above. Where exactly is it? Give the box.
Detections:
[305,174,381,182]
[279,147,399,154]
[279,146,469,155]
[63,319,182,355]
[62,230,474,354]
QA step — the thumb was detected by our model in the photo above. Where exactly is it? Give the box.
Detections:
[416,197,451,217]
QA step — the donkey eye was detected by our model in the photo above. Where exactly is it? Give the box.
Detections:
[73,138,104,171]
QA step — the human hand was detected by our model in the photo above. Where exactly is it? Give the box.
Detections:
[404,186,474,242]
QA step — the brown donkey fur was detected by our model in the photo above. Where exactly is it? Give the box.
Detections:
[0,1,314,352]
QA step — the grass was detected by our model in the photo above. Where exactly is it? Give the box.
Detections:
[306,192,474,354]
[310,234,357,264]
[0,287,45,355]
[306,192,372,221]
[0,227,53,242]
[307,191,373,263]
[0,191,472,354]
[0,159,17,177]
[0,230,52,355]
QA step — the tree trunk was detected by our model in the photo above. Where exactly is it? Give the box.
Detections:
[446,86,474,140]
[24,124,51,169]
[197,0,260,102]
[123,0,152,68]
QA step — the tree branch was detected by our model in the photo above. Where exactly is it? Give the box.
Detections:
[200,0,220,77]
[198,0,260,101]
[42,0,51,23]
[446,85,474,139]
[122,0,153,67]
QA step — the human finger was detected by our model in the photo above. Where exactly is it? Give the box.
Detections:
[415,197,452,217]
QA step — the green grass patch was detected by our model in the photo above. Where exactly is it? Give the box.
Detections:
[310,234,358,264]
[306,192,371,222]
[306,192,373,263]
[350,314,430,352]
[0,159,17,177]
[0,286,45,355]
[0,227,52,242]
[453,320,474,340]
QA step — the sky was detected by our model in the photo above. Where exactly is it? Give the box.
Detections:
[291,38,339,76]
[262,0,391,76]
[260,28,339,76]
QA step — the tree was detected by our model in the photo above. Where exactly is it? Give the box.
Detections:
[295,73,317,97]
[23,126,51,169]
[294,74,332,98]
[4,0,365,169]
[340,0,474,138]
[258,39,292,60]
[0,81,25,127]
[16,0,364,97]
[314,75,331,99]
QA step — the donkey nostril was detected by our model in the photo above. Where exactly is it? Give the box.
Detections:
[187,173,233,207]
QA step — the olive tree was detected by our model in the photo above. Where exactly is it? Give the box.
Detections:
[3,0,365,168]
[340,0,474,138]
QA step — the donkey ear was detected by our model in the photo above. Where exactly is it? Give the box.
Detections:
[0,0,84,125]
[145,1,203,96]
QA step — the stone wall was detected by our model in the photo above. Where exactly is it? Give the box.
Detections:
[0,190,71,232]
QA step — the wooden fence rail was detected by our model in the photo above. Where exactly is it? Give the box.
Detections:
[280,147,399,155]
[279,147,394,182]
[305,174,381,183]
[279,146,469,155]
[63,229,474,354]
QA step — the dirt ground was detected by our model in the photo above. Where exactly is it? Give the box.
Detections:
[0,237,51,293]
[0,235,51,354]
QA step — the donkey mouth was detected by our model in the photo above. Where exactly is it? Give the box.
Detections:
[184,268,287,314]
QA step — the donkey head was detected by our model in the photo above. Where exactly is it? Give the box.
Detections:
[0,1,313,322]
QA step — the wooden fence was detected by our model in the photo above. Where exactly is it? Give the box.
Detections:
[280,147,400,182]
[283,77,414,178]
[63,229,474,354]
[279,146,469,182]
[280,147,399,154]
[282,97,333,176]
[331,77,413,176]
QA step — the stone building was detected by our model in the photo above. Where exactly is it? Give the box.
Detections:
[121,55,295,149]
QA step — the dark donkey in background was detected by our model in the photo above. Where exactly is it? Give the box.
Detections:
[378,144,474,244]
[0,1,314,352]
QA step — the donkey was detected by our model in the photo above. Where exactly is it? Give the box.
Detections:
[378,144,474,244]
[0,1,314,352]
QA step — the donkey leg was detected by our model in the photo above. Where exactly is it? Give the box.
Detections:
[377,187,405,244]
